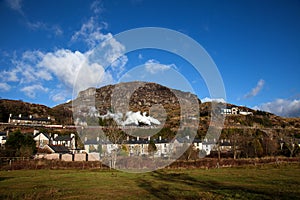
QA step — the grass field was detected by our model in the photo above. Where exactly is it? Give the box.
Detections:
[0,163,300,200]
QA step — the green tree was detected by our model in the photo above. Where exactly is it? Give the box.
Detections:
[252,138,263,158]
[148,139,157,158]
[5,130,36,157]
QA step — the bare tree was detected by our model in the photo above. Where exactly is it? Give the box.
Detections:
[101,118,126,169]
[283,137,297,157]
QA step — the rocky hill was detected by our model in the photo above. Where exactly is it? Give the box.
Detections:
[69,81,200,130]
[1,81,300,139]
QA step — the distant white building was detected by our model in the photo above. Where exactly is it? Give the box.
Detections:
[221,107,252,115]
[239,111,253,115]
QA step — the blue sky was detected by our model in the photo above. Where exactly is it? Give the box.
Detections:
[0,0,300,117]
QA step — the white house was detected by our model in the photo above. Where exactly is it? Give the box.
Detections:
[33,132,51,148]
[0,132,7,147]
[153,137,173,158]
[52,134,76,149]
[201,138,217,155]
[221,107,239,115]
[84,137,100,153]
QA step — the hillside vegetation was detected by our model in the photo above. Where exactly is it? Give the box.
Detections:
[1,82,300,141]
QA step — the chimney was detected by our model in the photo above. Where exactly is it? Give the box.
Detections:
[33,130,39,135]
[8,114,12,123]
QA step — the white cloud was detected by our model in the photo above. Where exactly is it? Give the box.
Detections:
[70,15,128,76]
[51,92,67,102]
[1,31,124,101]
[26,21,63,36]
[20,84,48,98]
[90,0,103,14]
[2,47,116,99]
[7,51,51,84]
[39,49,114,95]
[0,83,11,92]
[144,59,176,74]
[0,49,109,100]
[201,97,226,103]
[244,79,265,98]
[74,59,113,95]
[253,98,300,117]
[1,1,126,103]
[5,0,23,14]
[71,17,109,48]
[39,49,86,89]
[1,69,19,82]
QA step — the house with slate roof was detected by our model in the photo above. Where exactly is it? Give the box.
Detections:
[52,134,76,149]
[8,114,51,125]
[33,132,51,148]
[84,137,101,153]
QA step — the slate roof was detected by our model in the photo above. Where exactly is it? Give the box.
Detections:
[220,141,232,146]
[0,132,6,136]
[33,132,50,139]
[54,135,72,141]
[10,116,51,122]
[46,145,70,153]
[84,139,99,145]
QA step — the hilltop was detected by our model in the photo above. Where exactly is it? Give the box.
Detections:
[0,99,72,125]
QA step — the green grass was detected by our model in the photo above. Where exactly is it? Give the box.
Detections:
[0,163,300,199]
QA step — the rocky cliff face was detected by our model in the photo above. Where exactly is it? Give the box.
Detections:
[72,81,200,129]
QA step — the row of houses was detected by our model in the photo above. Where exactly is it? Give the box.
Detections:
[84,137,231,158]
[8,114,52,125]
[32,131,230,158]
[1,127,232,160]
